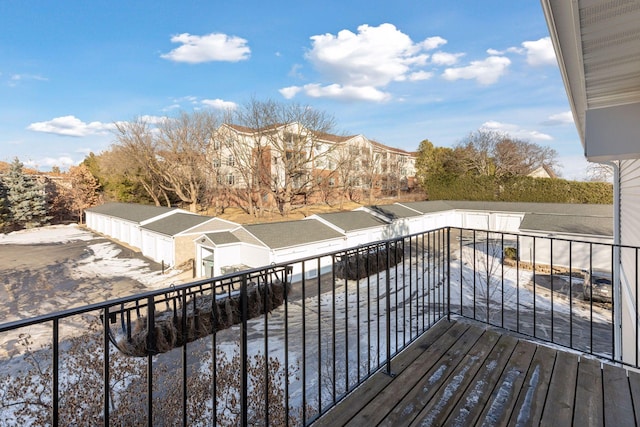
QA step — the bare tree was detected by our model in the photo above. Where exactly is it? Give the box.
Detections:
[67,164,100,223]
[586,162,614,182]
[332,139,366,208]
[360,145,384,204]
[154,111,220,212]
[111,112,221,212]
[109,119,171,206]
[494,137,558,177]
[455,130,558,177]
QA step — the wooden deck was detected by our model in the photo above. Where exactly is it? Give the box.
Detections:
[314,318,640,426]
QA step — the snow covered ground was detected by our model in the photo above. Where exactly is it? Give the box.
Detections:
[0,224,183,358]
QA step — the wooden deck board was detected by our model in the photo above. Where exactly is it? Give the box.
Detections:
[603,363,635,426]
[539,350,578,426]
[627,369,640,425]
[507,344,557,426]
[573,357,604,427]
[312,318,640,427]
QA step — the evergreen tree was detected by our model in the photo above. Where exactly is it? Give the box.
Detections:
[4,158,50,229]
[0,178,9,231]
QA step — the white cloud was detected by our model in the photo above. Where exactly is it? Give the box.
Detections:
[7,73,48,87]
[307,23,434,87]
[279,86,303,99]
[162,103,181,112]
[282,83,390,102]
[543,111,574,125]
[408,70,434,81]
[420,36,447,50]
[442,56,511,85]
[285,23,447,102]
[201,98,238,110]
[480,120,553,141]
[24,156,77,170]
[522,37,556,66]
[27,116,116,137]
[161,32,250,63]
[138,115,165,124]
[288,63,304,79]
[486,47,522,56]
[431,51,464,66]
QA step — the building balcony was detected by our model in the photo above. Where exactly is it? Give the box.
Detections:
[0,227,634,425]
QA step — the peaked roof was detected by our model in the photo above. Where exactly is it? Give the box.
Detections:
[201,231,241,246]
[314,211,389,232]
[223,123,414,157]
[141,213,215,236]
[86,202,178,223]
[244,219,344,249]
[519,213,613,236]
[399,201,456,214]
[365,204,423,220]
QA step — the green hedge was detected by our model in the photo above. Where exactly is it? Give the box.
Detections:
[423,175,612,204]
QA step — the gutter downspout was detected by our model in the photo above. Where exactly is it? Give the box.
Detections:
[603,161,622,359]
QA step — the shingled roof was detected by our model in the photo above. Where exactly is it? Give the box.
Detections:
[201,231,241,246]
[315,211,389,232]
[519,213,613,236]
[86,202,178,223]
[244,219,344,249]
[365,204,423,220]
[141,213,215,237]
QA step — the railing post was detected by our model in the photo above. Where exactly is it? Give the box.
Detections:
[240,273,249,427]
[53,319,59,427]
[101,311,109,427]
[447,227,451,321]
[385,241,393,376]
[146,296,155,427]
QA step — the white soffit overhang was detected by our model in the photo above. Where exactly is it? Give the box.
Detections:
[541,0,640,161]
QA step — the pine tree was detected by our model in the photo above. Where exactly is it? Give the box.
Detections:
[0,178,9,231]
[4,158,50,229]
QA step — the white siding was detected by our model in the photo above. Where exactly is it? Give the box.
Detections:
[157,236,174,266]
[464,213,490,230]
[620,159,640,362]
[492,214,523,233]
[518,234,613,271]
[141,230,157,263]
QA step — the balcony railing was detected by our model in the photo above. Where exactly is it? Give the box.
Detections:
[0,227,626,426]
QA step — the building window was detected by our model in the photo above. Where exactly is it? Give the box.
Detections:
[227,155,235,167]
[212,140,221,150]
[329,177,336,187]
[212,158,220,168]
[226,174,235,185]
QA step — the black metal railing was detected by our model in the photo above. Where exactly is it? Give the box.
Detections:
[0,226,632,426]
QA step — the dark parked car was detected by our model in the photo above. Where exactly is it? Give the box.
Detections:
[582,269,612,303]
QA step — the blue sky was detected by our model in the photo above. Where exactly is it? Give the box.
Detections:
[0,1,590,179]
